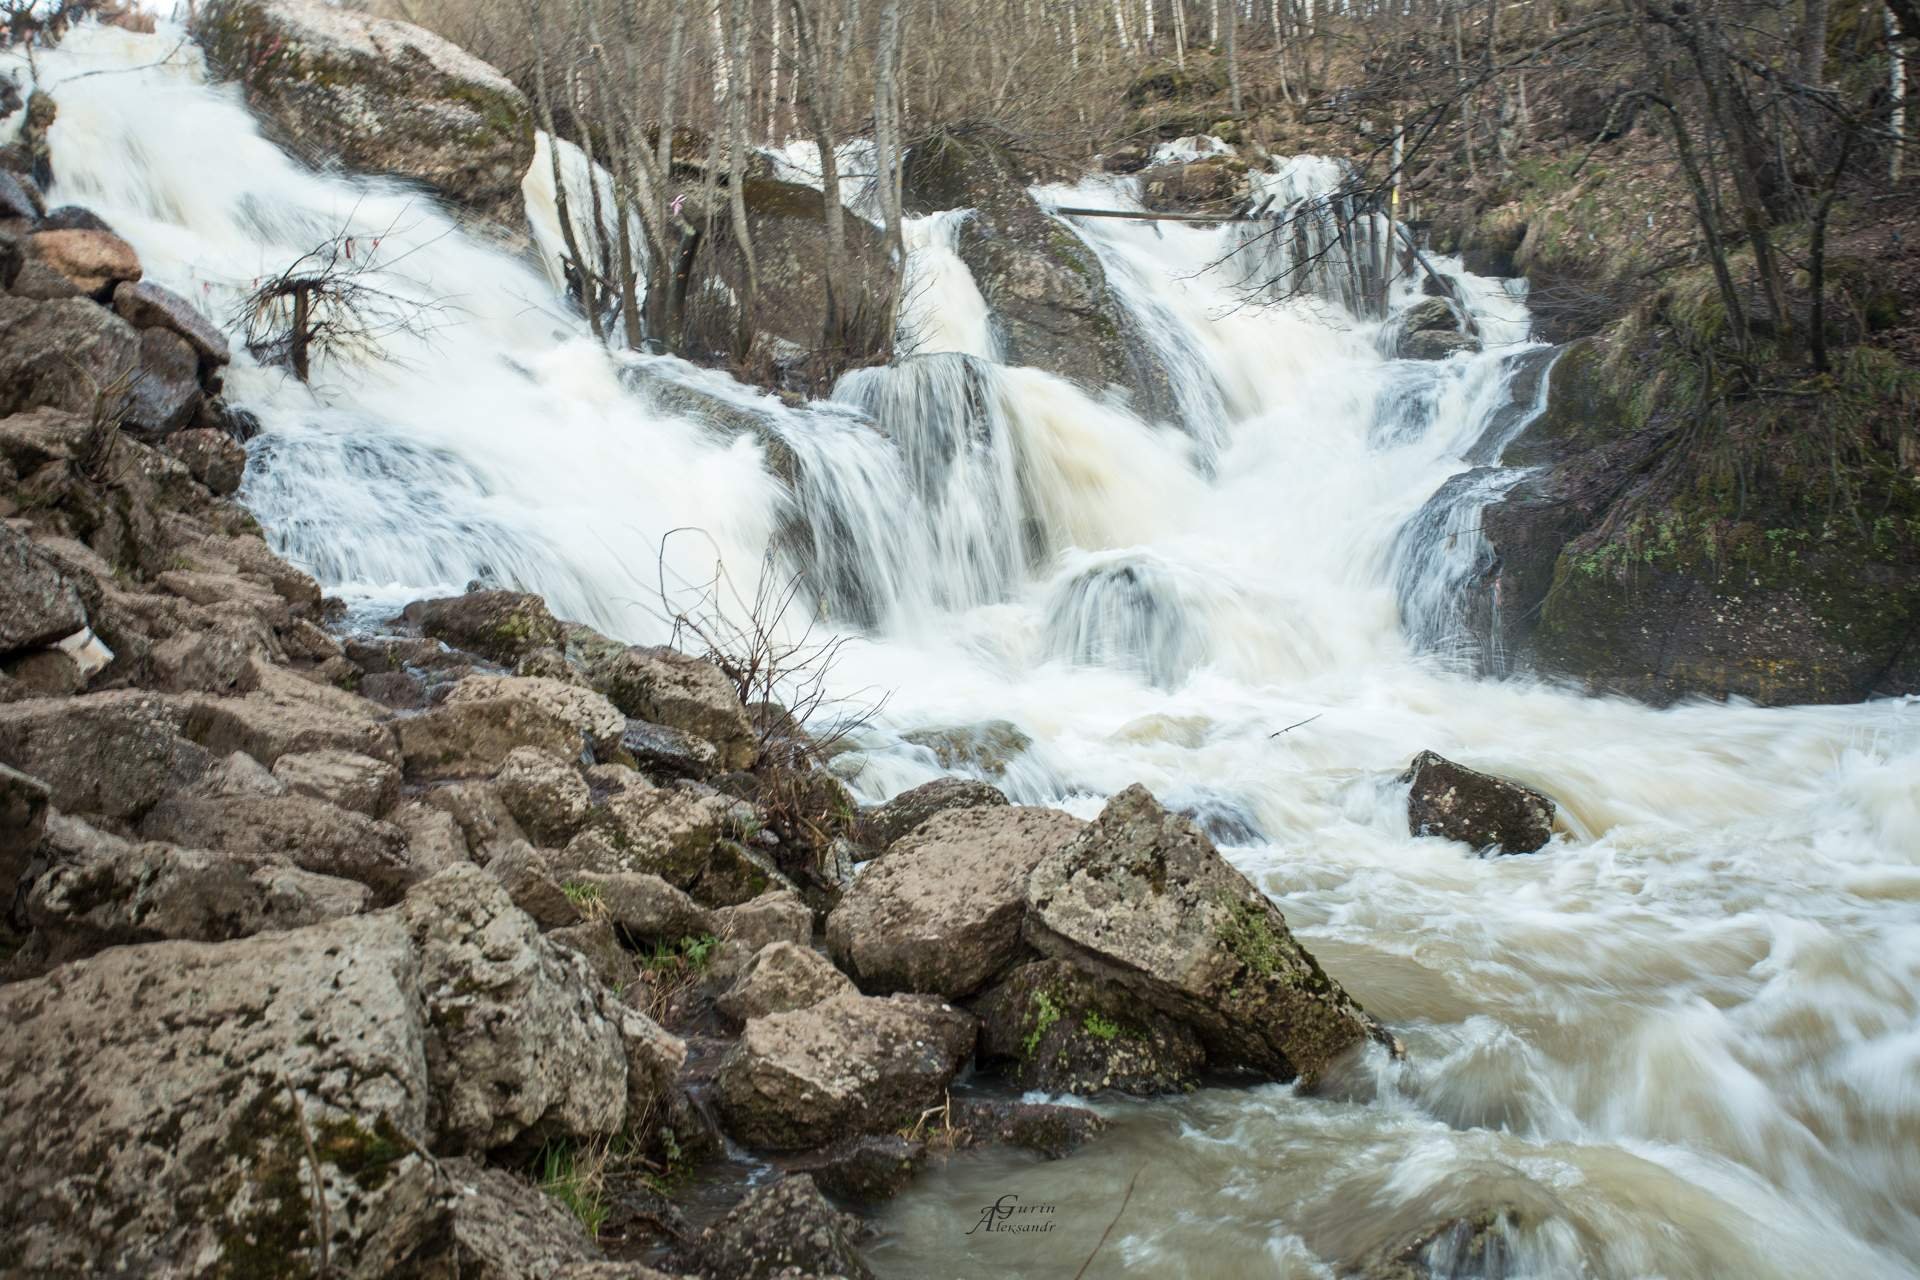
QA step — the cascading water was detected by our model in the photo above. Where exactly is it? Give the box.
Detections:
[25,24,1920,1280]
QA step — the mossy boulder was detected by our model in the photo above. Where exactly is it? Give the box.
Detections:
[193,0,535,226]
[1023,785,1391,1085]
[973,958,1203,1096]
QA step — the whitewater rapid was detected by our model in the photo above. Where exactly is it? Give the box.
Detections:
[19,24,1920,1280]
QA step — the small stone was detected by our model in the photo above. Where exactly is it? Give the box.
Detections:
[1402,750,1555,854]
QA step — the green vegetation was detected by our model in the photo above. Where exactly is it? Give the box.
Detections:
[639,933,718,973]
[1022,990,1063,1059]
[1082,1011,1122,1042]
[537,1140,610,1239]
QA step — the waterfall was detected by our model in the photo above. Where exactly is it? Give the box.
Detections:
[24,22,1920,1280]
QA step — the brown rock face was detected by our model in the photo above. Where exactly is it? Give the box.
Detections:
[1402,750,1556,854]
[1023,784,1387,1086]
[826,803,1085,999]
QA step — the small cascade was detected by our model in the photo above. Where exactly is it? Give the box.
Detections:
[1227,156,1399,318]
[1042,552,1211,687]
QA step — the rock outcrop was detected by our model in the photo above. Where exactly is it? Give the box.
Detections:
[975,957,1205,1095]
[855,775,1009,856]
[193,0,536,226]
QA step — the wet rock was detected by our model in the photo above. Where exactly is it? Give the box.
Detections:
[25,227,141,296]
[686,1174,874,1280]
[111,279,231,365]
[1402,750,1555,855]
[0,295,140,419]
[1401,297,1457,333]
[620,716,719,779]
[716,940,855,1026]
[712,991,977,1150]
[35,205,114,233]
[493,744,593,844]
[0,523,87,657]
[1101,144,1150,173]
[0,690,208,821]
[1140,157,1244,211]
[974,958,1205,1096]
[902,718,1032,777]
[827,804,1084,998]
[139,786,419,900]
[272,747,401,816]
[163,426,248,494]
[24,814,374,967]
[792,1134,927,1204]
[901,125,1145,402]
[946,1097,1107,1159]
[193,0,536,225]
[584,644,758,771]
[407,589,564,664]
[6,254,85,299]
[1024,784,1385,1086]
[1399,328,1480,361]
[855,775,1008,857]
[1343,1205,1529,1280]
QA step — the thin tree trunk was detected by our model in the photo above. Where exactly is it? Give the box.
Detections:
[724,0,759,359]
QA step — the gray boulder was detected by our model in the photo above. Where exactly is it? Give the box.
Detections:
[0,295,140,419]
[826,804,1083,998]
[193,0,535,225]
[405,590,564,664]
[565,870,713,943]
[1024,784,1386,1086]
[492,744,592,844]
[24,813,373,967]
[712,991,976,1149]
[687,1175,873,1280]
[0,865,675,1276]
[139,786,419,900]
[0,523,87,658]
[715,940,855,1026]
[125,327,203,434]
[163,426,248,495]
[0,691,209,821]
[0,760,52,905]
[583,644,758,771]
[855,775,1008,857]
[272,747,401,816]
[1403,750,1555,854]
[112,279,232,365]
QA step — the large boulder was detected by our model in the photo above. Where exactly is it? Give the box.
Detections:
[397,679,613,781]
[112,280,232,366]
[492,744,593,843]
[0,865,672,1275]
[24,814,374,968]
[24,228,142,296]
[582,644,758,771]
[272,747,402,816]
[1024,785,1386,1086]
[1402,750,1555,854]
[0,522,87,658]
[974,958,1204,1096]
[139,776,418,900]
[712,991,976,1149]
[0,691,209,822]
[193,0,536,224]
[124,327,205,434]
[554,774,737,888]
[855,775,1008,857]
[826,804,1084,998]
[715,939,855,1025]
[0,295,140,419]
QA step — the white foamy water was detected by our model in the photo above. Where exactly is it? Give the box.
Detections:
[24,24,1920,1280]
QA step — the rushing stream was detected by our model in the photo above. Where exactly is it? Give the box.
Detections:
[17,23,1920,1280]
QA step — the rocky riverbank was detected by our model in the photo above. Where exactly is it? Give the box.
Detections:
[0,108,1398,1275]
